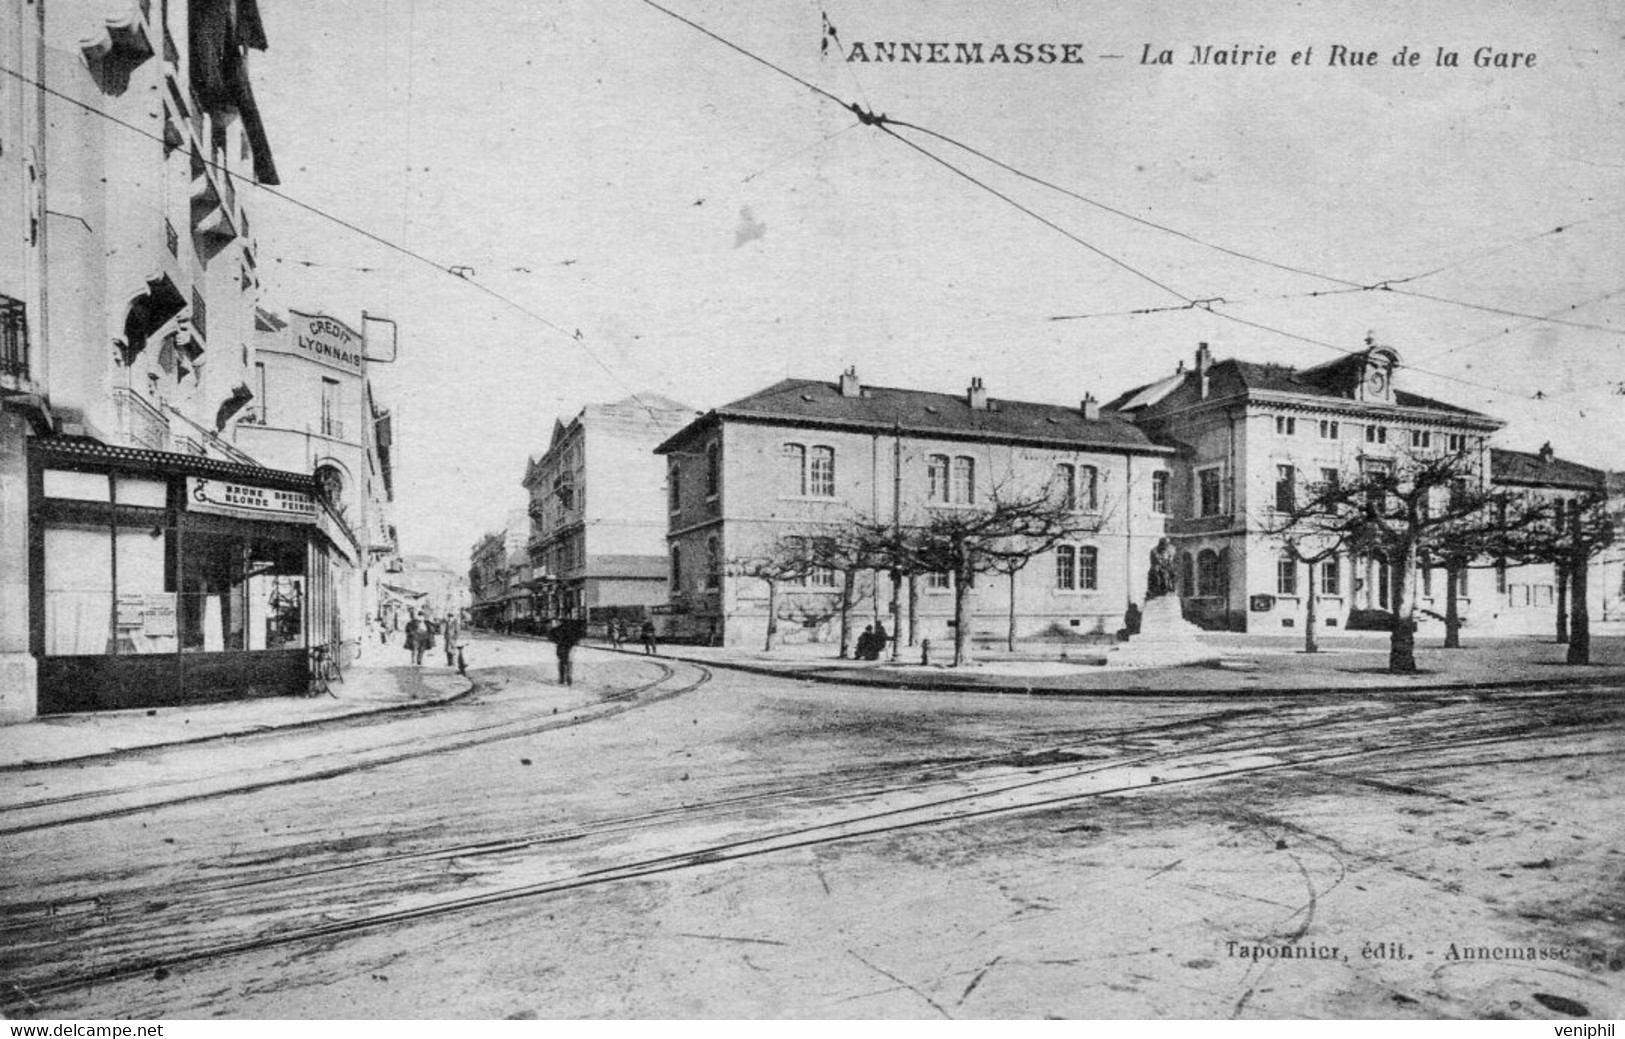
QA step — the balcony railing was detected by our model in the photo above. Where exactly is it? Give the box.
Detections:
[1,296,29,382]
[112,386,170,452]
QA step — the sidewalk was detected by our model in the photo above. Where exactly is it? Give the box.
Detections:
[0,643,473,770]
[629,632,1625,696]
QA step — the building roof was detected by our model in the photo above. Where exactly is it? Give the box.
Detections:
[1108,351,1499,424]
[658,378,1167,455]
[1490,448,1608,491]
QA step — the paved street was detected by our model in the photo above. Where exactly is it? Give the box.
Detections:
[1,635,1621,1020]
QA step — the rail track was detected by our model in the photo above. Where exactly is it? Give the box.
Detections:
[0,658,712,837]
[2,683,1615,1012]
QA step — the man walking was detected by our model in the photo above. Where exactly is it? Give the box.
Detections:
[640,618,658,655]
[553,617,583,686]
[443,610,462,668]
[405,610,429,666]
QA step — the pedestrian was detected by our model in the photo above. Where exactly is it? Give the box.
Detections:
[405,610,429,666]
[443,610,462,667]
[553,617,582,685]
[378,614,389,645]
[640,618,658,655]
[855,624,876,661]
[608,618,623,649]
[873,620,890,659]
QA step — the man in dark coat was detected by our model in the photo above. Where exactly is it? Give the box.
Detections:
[553,618,583,686]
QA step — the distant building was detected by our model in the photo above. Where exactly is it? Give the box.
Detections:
[523,393,695,624]
[468,509,530,631]
[1484,445,1618,634]
[655,370,1172,648]
[386,555,467,623]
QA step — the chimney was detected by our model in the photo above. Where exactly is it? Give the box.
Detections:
[1538,442,1554,464]
[838,366,861,398]
[1081,393,1100,421]
[1195,342,1212,399]
[967,376,988,411]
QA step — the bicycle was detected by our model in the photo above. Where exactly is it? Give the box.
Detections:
[306,642,343,698]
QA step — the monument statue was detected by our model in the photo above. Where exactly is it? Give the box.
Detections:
[1147,537,1178,599]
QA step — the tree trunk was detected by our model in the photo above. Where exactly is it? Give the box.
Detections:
[1555,563,1570,644]
[907,573,919,646]
[1568,545,1591,665]
[889,568,902,662]
[764,578,779,652]
[838,569,855,659]
[952,559,973,667]
[1303,558,1318,654]
[1389,546,1418,674]
[1443,564,1461,649]
[1007,570,1017,653]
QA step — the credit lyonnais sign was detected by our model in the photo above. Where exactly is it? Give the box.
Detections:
[286,310,365,373]
[188,477,318,524]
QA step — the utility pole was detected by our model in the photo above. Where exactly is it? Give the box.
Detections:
[889,421,903,661]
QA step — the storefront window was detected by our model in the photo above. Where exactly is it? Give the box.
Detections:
[115,524,176,654]
[44,523,113,655]
[180,533,305,652]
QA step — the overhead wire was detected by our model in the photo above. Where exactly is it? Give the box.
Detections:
[627,0,1620,405]
[0,63,676,427]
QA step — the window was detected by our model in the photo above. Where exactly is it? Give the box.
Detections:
[1447,433,1467,452]
[705,442,720,498]
[670,545,682,591]
[1078,546,1097,590]
[951,456,975,504]
[320,377,340,437]
[1365,424,1388,445]
[1275,415,1296,436]
[668,462,681,513]
[808,446,835,497]
[1420,562,1433,598]
[1411,430,1431,449]
[1198,468,1223,517]
[1318,419,1339,439]
[705,536,720,590]
[1320,555,1341,595]
[1275,465,1296,513]
[782,443,806,496]
[1180,552,1195,598]
[1055,545,1076,590]
[1277,553,1298,595]
[1196,549,1224,597]
[1079,466,1098,510]
[928,455,950,503]
[809,566,838,589]
[926,571,951,591]
[253,362,266,423]
[1152,471,1169,514]
[1055,464,1076,510]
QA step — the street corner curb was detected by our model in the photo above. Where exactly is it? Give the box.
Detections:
[0,667,480,773]
[638,651,1625,699]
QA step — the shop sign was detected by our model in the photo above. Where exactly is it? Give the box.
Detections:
[287,310,365,373]
[188,477,318,524]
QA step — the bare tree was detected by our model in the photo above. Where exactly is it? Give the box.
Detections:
[903,485,1104,667]
[726,536,819,652]
[1492,489,1620,665]
[1270,450,1530,673]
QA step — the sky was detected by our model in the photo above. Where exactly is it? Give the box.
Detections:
[246,0,1625,564]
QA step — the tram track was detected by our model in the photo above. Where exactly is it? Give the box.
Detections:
[0,659,712,837]
[3,685,1614,1011]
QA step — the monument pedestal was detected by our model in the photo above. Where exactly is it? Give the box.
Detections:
[1107,596,1220,669]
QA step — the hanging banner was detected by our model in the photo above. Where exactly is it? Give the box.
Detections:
[188,477,318,523]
